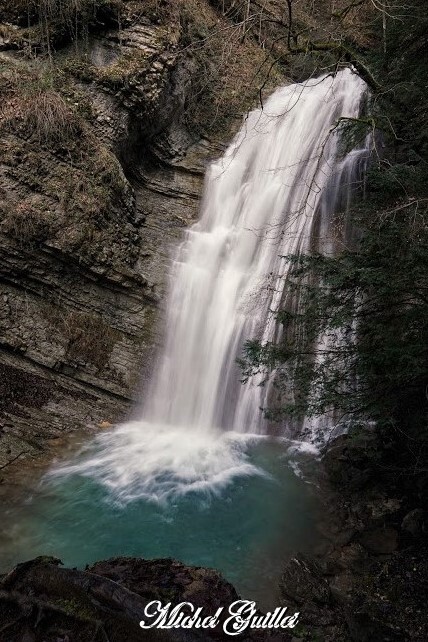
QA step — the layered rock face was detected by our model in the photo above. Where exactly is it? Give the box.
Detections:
[1,0,354,476]
[0,1,251,475]
[0,0,287,476]
[0,0,373,472]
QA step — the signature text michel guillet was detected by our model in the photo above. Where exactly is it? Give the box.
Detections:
[140,600,300,636]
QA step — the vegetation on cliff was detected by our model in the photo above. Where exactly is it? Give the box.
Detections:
[1,1,426,501]
[0,56,138,269]
[0,3,426,642]
[241,0,428,490]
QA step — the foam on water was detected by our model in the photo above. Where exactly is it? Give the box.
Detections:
[49,68,370,500]
[49,423,269,504]
[0,436,319,609]
[0,71,372,606]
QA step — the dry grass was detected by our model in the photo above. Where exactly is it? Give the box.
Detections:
[39,0,85,16]
[55,310,120,370]
[0,61,83,146]
[0,196,53,246]
[20,90,81,144]
[0,89,81,145]
[177,0,285,135]
[0,23,19,40]
[0,59,134,266]
[36,0,121,22]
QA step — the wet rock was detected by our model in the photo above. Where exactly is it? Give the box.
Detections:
[329,573,354,605]
[358,527,398,555]
[0,556,178,641]
[322,429,381,491]
[88,557,239,610]
[327,543,368,575]
[280,555,331,606]
[345,608,404,642]
[401,509,425,535]
[0,556,291,642]
[365,498,402,521]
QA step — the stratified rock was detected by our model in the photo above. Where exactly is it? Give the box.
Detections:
[0,0,286,480]
[0,10,207,477]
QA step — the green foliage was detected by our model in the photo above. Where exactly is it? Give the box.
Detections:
[240,1,428,483]
[241,204,428,450]
[337,116,374,156]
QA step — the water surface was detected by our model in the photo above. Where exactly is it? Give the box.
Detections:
[0,434,319,610]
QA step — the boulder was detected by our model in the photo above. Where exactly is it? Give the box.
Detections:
[322,429,381,491]
[280,555,331,606]
[401,509,425,536]
[88,557,239,612]
[358,527,398,555]
[0,556,291,642]
[345,608,404,642]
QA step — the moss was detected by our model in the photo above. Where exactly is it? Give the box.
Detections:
[54,597,95,620]
[61,54,97,82]
[98,47,153,85]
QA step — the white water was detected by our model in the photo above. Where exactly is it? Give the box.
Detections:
[52,68,370,501]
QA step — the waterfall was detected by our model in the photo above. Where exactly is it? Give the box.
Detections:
[146,67,370,434]
[53,68,370,502]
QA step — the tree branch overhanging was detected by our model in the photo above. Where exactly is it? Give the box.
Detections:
[286,40,380,92]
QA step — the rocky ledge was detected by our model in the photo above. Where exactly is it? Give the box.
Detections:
[0,0,289,480]
[0,0,280,479]
[280,427,428,642]
[0,556,290,642]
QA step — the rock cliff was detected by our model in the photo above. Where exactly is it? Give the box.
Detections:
[0,0,377,476]
[0,0,283,476]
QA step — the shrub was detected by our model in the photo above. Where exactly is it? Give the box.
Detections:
[0,63,83,147]
[0,197,53,246]
[20,89,82,144]
[53,309,120,370]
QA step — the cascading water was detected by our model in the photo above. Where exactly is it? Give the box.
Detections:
[0,68,371,603]
[146,68,370,436]
[52,67,370,501]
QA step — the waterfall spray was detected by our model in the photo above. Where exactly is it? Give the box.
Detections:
[52,68,370,502]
